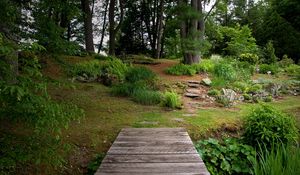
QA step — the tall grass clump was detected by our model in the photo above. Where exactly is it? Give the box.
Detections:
[132,90,162,105]
[213,61,237,81]
[70,60,102,77]
[252,144,300,175]
[161,91,181,109]
[165,64,196,76]
[192,59,215,73]
[101,58,129,81]
[243,104,298,148]
[125,66,157,85]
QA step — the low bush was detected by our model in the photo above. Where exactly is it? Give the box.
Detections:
[247,84,262,94]
[285,64,300,78]
[211,77,228,88]
[278,55,294,68]
[126,66,157,84]
[70,60,102,77]
[243,94,252,101]
[216,95,232,107]
[232,81,249,93]
[238,53,259,64]
[259,64,279,75]
[208,89,221,96]
[161,91,181,109]
[165,64,196,76]
[101,58,129,82]
[111,82,147,97]
[243,104,298,148]
[213,62,237,81]
[192,59,215,73]
[196,138,255,175]
[132,90,162,105]
[252,144,300,175]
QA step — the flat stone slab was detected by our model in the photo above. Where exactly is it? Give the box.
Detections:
[187,80,200,84]
[188,83,201,88]
[186,89,201,94]
[185,93,200,98]
[96,128,210,175]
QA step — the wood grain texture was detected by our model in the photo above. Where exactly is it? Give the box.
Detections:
[96,128,210,175]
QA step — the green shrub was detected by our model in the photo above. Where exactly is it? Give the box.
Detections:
[243,104,298,148]
[278,55,294,68]
[213,62,237,81]
[126,67,157,84]
[70,60,102,77]
[264,95,273,102]
[165,64,196,76]
[102,58,129,81]
[162,91,181,109]
[243,94,252,101]
[259,64,279,75]
[192,59,215,73]
[216,95,232,107]
[208,89,221,96]
[111,82,147,97]
[285,64,300,78]
[211,77,228,88]
[262,41,278,64]
[247,84,262,94]
[252,144,300,175]
[232,81,249,93]
[132,90,162,105]
[239,53,259,64]
[196,138,255,175]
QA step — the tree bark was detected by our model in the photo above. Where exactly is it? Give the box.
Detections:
[155,0,164,58]
[98,0,109,53]
[108,0,124,56]
[81,0,95,53]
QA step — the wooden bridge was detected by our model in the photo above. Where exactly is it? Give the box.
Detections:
[95,128,210,175]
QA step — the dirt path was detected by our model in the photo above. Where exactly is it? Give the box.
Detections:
[143,60,217,114]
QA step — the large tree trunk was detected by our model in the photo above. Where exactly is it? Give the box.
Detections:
[179,0,203,64]
[81,0,95,53]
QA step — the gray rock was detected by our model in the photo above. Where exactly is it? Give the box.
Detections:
[172,118,184,122]
[201,78,212,86]
[76,76,88,82]
[222,88,237,102]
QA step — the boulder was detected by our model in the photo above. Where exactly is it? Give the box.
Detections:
[222,88,237,102]
[201,78,212,86]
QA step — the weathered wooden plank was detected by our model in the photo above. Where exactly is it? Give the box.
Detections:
[119,131,188,137]
[108,146,197,154]
[98,173,209,175]
[112,140,193,147]
[115,135,191,142]
[97,162,207,173]
[121,128,186,132]
[102,154,202,163]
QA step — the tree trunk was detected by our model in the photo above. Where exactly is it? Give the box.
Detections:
[98,0,109,54]
[155,0,164,58]
[108,0,124,56]
[179,0,203,64]
[81,0,95,53]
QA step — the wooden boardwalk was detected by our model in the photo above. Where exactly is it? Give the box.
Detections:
[95,128,210,175]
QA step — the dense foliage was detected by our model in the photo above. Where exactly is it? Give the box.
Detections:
[243,104,298,148]
[196,138,255,175]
